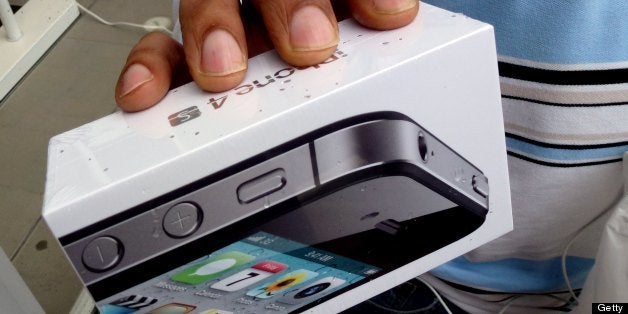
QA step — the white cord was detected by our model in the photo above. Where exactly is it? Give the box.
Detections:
[561,233,581,305]
[560,188,624,307]
[0,0,22,41]
[366,299,439,314]
[559,195,619,307]
[75,2,173,36]
[415,276,453,314]
[497,295,522,314]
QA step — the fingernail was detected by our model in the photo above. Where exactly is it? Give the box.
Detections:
[120,63,154,97]
[290,5,338,51]
[201,29,246,76]
[373,0,418,14]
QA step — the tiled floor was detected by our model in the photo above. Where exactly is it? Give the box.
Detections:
[0,0,171,312]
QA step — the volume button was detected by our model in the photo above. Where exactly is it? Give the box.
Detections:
[162,202,202,239]
[82,236,123,272]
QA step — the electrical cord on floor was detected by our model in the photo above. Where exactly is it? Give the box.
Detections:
[75,2,173,36]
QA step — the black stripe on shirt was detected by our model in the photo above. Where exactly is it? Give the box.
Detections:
[503,95,628,108]
[440,277,582,297]
[498,62,628,85]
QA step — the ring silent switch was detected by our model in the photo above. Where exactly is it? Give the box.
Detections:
[82,236,123,272]
[472,175,489,198]
[237,169,286,204]
[163,202,202,238]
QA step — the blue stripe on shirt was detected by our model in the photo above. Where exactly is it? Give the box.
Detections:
[506,137,628,162]
[423,0,628,64]
[431,256,594,293]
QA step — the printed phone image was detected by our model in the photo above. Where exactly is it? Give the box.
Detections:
[246,269,319,299]
[82,116,489,314]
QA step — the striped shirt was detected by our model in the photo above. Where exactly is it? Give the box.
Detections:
[424,0,628,312]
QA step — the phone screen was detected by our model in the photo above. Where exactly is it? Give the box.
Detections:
[98,231,377,314]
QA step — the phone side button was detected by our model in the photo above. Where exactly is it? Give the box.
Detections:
[162,202,202,238]
[237,169,287,204]
[472,175,489,198]
[82,236,123,272]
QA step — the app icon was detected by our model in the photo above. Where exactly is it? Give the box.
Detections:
[147,303,196,314]
[211,260,288,292]
[171,251,255,285]
[101,295,158,313]
[199,309,234,314]
[246,269,318,299]
[246,235,266,243]
[277,276,346,305]
[99,304,135,314]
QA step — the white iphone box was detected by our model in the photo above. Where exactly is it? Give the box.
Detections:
[43,4,512,313]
